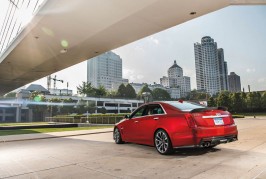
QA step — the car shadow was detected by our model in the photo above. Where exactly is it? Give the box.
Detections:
[124,142,221,157]
[173,147,221,156]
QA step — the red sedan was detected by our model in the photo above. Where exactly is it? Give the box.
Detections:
[113,101,238,155]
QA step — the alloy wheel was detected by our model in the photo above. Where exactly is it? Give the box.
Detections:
[114,127,123,144]
[155,129,173,154]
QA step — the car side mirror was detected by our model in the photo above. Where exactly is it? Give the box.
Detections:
[125,114,129,119]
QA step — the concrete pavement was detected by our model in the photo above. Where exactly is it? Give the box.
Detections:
[1,118,266,178]
[0,127,113,143]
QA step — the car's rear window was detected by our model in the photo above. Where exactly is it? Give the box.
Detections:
[164,101,205,112]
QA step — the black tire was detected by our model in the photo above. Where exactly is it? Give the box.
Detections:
[113,127,124,144]
[154,129,173,155]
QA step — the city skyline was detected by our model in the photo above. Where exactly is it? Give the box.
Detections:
[29,5,266,94]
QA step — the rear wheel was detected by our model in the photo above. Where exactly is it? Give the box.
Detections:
[154,129,173,155]
[114,127,124,144]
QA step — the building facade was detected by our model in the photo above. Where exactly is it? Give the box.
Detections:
[194,36,228,95]
[228,72,241,92]
[160,60,191,98]
[87,51,123,91]
[217,48,229,91]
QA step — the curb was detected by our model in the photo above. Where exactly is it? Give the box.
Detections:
[0,130,113,143]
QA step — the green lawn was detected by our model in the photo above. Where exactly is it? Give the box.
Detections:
[0,122,48,126]
[238,113,266,117]
[0,126,113,136]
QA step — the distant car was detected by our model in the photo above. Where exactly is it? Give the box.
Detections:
[113,101,238,155]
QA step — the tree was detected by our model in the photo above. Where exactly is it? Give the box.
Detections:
[117,84,127,98]
[60,98,75,114]
[117,83,137,99]
[251,92,262,112]
[125,84,136,99]
[106,90,117,98]
[230,93,243,113]
[77,82,95,97]
[138,84,152,96]
[217,92,231,111]
[47,98,62,116]
[28,91,47,120]
[4,92,16,98]
[98,107,107,114]
[137,84,153,101]
[152,88,171,101]
[262,92,266,110]
[246,92,261,112]
[207,97,216,107]
[240,92,247,112]
[187,89,209,100]
[95,85,107,97]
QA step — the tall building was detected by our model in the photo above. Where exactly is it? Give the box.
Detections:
[228,72,241,92]
[87,51,123,91]
[160,60,191,98]
[217,48,229,91]
[194,36,228,95]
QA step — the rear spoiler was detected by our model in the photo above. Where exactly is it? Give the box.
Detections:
[190,106,228,113]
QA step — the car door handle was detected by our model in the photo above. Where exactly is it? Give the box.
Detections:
[153,117,159,120]
[134,121,139,123]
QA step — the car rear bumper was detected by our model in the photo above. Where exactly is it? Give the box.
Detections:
[171,124,238,148]
[195,124,238,145]
[200,135,238,147]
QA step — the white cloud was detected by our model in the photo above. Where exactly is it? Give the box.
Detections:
[137,75,144,80]
[149,36,159,45]
[258,78,265,83]
[246,68,256,73]
[123,68,144,82]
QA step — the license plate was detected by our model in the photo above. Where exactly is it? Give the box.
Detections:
[214,117,224,125]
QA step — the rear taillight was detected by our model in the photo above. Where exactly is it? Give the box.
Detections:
[185,113,197,128]
[229,115,235,124]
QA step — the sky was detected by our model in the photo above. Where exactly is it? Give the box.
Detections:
[2,3,266,94]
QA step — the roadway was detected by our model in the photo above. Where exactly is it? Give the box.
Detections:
[1,118,266,178]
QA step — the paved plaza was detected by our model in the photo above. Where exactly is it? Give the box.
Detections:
[1,118,266,178]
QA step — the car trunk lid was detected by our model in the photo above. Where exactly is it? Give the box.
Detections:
[190,107,234,127]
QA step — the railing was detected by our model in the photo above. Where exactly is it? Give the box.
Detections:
[45,117,75,123]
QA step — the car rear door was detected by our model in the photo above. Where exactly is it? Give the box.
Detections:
[137,104,165,144]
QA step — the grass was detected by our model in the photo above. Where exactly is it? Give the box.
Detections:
[0,122,48,126]
[238,113,266,117]
[0,126,113,136]
[232,114,245,118]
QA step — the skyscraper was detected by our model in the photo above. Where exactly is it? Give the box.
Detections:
[194,36,228,95]
[160,60,191,98]
[228,72,241,92]
[217,48,229,91]
[87,51,123,91]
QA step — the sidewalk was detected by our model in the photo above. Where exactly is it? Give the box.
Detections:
[0,128,113,143]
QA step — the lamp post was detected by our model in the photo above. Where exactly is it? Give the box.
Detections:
[142,92,151,103]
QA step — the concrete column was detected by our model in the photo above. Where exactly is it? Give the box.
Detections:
[16,107,21,122]
[95,100,97,114]
[3,109,6,122]
[118,103,120,114]
[29,109,33,122]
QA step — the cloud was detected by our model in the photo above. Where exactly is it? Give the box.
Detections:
[258,78,265,83]
[137,75,144,80]
[149,36,159,45]
[246,68,256,73]
[123,68,144,82]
